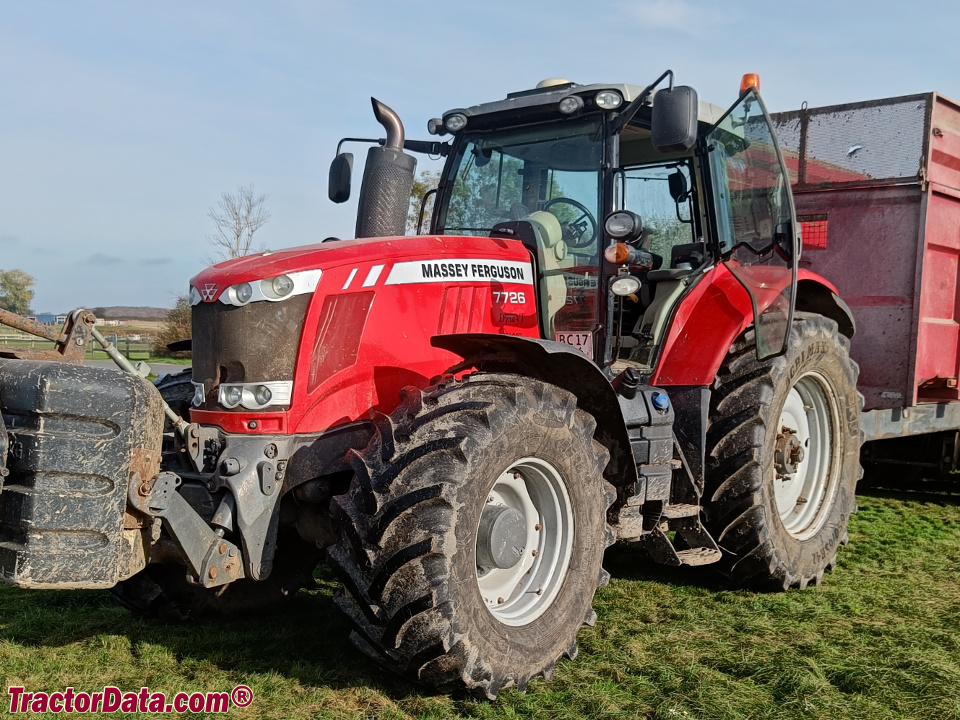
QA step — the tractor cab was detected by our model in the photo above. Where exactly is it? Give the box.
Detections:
[427,73,798,371]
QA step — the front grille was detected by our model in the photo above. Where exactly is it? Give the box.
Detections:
[192,295,311,407]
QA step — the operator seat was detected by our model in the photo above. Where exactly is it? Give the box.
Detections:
[628,241,706,363]
[522,210,573,334]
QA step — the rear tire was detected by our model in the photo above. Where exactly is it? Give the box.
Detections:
[703,313,862,590]
[328,374,614,698]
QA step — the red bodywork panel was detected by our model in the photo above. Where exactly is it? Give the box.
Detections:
[189,236,539,434]
[652,265,837,386]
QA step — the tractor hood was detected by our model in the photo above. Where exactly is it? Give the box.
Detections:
[189,235,531,304]
[187,234,539,435]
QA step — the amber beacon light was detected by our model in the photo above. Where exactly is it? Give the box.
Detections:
[740,73,761,94]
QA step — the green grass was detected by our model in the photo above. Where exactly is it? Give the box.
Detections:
[2,489,959,719]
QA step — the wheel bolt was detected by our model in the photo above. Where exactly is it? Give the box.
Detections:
[208,567,218,580]
[497,597,505,604]
[531,549,539,556]
[219,542,227,554]
[535,524,542,531]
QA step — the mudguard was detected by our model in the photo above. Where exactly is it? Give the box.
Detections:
[431,333,639,490]
[652,266,854,387]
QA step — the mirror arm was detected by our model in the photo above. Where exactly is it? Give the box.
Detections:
[612,69,674,135]
[335,137,449,157]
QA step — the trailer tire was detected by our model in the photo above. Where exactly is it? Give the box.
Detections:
[703,312,862,590]
[328,373,614,699]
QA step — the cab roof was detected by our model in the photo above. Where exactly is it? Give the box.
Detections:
[441,80,727,129]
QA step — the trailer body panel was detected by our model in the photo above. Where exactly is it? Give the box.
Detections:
[773,93,960,422]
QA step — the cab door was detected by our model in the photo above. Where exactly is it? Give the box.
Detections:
[706,88,798,359]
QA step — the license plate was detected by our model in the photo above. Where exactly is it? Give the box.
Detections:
[555,331,594,360]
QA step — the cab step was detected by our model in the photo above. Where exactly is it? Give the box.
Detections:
[660,503,701,519]
[634,516,722,567]
[675,547,723,566]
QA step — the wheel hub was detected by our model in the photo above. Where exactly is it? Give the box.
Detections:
[476,505,527,569]
[772,371,842,540]
[475,458,575,626]
[775,426,805,478]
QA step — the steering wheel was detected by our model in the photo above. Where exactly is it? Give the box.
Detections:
[543,198,598,248]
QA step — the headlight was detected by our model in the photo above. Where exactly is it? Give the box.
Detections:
[222,385,243,408]
[191,381,205,407]
[234,283,253,304]
[595,90,623,110]
[271,274,294,297]
[253,384,273,406]
[604,210,643,240]
[558,96,584,115]
[444,113,468,133]
[218,381,293,411]
[611,275,642,297]
[212,268,323,307]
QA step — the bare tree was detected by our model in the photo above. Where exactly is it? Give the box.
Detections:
[207,184,270,261]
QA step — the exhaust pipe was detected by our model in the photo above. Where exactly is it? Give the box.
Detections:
[373,99,404,150]
[355,98,417,238]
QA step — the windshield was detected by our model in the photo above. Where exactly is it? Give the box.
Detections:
[436,119,605,350]
[437,119,604,239]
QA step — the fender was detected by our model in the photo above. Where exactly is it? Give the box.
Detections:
[431,333,639,491]
[652,266,855,387]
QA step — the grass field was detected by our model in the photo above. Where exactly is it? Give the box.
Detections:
[2,487,959,719]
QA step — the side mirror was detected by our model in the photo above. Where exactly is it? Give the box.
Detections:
[328,153,354,204]
[667,170,688,202]
[774,220,794,261]
[651,86,698,153]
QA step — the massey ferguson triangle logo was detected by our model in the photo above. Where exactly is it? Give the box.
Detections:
[200,283,218,301]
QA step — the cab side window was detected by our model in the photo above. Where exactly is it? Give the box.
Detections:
[618,161,697,268]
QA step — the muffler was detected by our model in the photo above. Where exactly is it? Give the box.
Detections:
[355,98,417,238]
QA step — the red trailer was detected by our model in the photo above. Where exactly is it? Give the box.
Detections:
[773,93,960,476]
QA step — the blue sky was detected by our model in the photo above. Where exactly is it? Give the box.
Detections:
[2,0,958,312]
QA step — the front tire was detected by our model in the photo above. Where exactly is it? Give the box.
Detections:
[703,313,862,590]
[328,374,614,698]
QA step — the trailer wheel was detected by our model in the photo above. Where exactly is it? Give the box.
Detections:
[703,313,862,590]
[328,374,614,699]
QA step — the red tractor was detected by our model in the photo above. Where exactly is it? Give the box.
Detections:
[0,71,860,698]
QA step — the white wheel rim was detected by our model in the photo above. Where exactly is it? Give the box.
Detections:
[773,370,842,540]
[475,457,574,627]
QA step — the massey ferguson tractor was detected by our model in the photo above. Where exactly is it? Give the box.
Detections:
[0,71,864,698]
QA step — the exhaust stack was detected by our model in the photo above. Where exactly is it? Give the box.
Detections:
[355,98,417,238]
